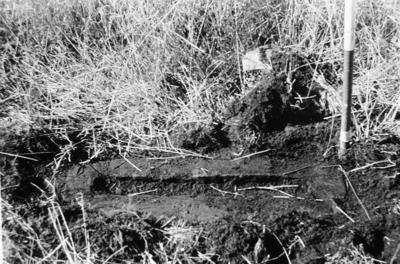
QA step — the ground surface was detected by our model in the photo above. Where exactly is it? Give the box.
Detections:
[4,123,400,263]
[2,51,400,264]
[59,124,400,264]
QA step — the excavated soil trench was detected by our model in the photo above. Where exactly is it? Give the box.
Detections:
[53,125,400,263]
[3,51,400,263]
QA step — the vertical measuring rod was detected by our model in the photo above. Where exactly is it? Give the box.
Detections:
[339,0,356,159]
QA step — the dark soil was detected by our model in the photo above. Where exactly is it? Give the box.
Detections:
[2,51,400,263]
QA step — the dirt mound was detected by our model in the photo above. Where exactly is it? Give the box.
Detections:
[225,74,290,139]
[228,51,333,143]
[178,51,335,152]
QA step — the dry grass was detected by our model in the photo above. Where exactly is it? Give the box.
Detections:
[327,245,386,264]
[1,0,399,160]
[1,0,400,263]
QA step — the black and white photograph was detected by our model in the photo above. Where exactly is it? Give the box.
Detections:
[1,0,400,263]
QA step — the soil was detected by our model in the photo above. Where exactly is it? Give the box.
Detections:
[2,51,400,264]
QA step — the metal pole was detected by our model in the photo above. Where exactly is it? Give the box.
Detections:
[339,0,356,160]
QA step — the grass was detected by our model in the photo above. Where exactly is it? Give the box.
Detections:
[1,0,400,263]
[327,245,386,264]
[1,0,399,159]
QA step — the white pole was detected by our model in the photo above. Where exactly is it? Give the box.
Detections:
[339,0,356,160]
